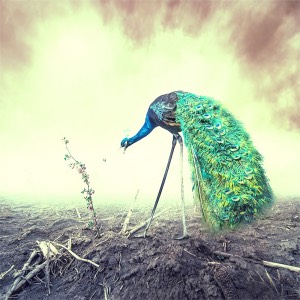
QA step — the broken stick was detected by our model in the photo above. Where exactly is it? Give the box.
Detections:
[121,189,139,234]
[262,260,300,273]
[52,241,100,268]
[213,250,300,273]
[5,261,47,300]
[75,208,81,219]
[13,249,38,279]
[127,209,169,237]
[45,241,51,295]
[0,265,14,280]
[37,240,59,258]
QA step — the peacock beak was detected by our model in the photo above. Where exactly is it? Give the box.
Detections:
[123,141,128,153]
[121,138,129,153]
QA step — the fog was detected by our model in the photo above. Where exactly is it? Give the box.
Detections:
[1,0,299,209]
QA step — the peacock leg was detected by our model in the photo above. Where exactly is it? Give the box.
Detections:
[174,134,189,240]
[134,134,178,238]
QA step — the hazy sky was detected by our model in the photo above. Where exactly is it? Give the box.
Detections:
[1,0,299,207]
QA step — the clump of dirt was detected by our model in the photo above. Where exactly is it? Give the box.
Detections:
[0,199,299,300]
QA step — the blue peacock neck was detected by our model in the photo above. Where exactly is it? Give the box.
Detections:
[127,113,157,146]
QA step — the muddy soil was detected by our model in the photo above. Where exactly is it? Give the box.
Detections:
[0,199,299,300]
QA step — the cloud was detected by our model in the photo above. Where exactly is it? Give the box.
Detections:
[0,0,299,204]
[227,1,300,129]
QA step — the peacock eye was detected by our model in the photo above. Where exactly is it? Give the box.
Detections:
[229,145,239,152]
[219,128,226,135]
[231,196,240,202]
[203,113,211,119]
[205,124,214,130]
[222,215,229,221]
[232,154,241,160]
[215,122,222,129]
[245,167,253,174]
[224,188,232,195]
[245,174,253,180]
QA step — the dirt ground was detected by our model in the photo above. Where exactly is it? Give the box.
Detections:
[0,198,299,300]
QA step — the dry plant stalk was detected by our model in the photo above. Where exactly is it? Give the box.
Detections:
[265,269,279,295]
[67,238,72,250]
[213,250,300,273]
[52,241,100,268]
[37,240,59,258]
[45,241,51,295]
[5,261,48,300]
[63,137,100,237]
[262,261,300,273]
[13,249,38,279]
[121,189,139,234]
[0,265,14,280]
[75,208,81,219]
[5,242,59,300]
[5,237,104,299]
[103,285,109,300]
[127,209,169,237]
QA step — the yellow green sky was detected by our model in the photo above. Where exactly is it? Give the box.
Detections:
[0,0,299,207]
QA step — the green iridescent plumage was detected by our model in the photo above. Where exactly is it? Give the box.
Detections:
[175,91,273,229]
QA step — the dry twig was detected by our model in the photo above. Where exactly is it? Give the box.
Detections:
[0,265,14,280]
[67,238,72,250]
[75,208,81,219]
[213,250,300,273]
[52,241,100,268]
[5,261,47,300]
[127,209,169,237]
[13,249,38,279]
[45,241,51,295]
[121,189,139,234]
[265,269,279,295]
[102,284,109,300]
[37,241,59,258]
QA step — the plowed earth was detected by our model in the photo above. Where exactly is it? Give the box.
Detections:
[0,199,299,300]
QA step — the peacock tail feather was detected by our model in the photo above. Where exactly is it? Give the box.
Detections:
[175,91,273,230]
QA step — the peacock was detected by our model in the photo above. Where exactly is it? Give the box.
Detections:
[121,91,273,238]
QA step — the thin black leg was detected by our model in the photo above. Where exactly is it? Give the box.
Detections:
[134,135,178,238]
[174,134,189,239]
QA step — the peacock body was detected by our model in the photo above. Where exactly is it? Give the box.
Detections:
[175,91,273,229]
[121,91,273,233]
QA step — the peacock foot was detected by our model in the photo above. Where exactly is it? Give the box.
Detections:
[131,230,149,239]
[174,233,189,240]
